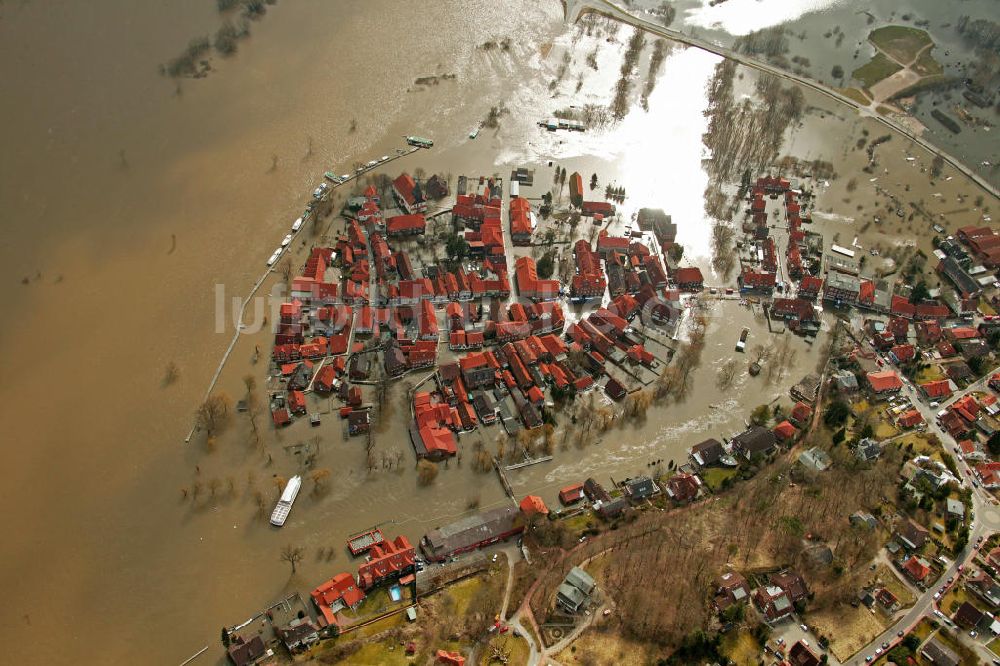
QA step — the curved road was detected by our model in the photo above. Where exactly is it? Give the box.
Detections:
[565,0,999,200]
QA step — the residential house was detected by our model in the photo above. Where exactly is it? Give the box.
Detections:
[715,570,751,610]
[559,483,585,506]
[902,555,931,583]
[769,570,808,604]
[557,566,596,613]
[919,638,960,666]
[623,476,658,501]
[691,438,725,467]
[789,401,812,427]
[665,473,701,502]
[787,640,821,666]
[855,438,881,462]
[967,570,1000,608]
[798,446,831,471]
[896,520,929,550]
[866,370,903,394]
[753,585,793,622]
[275,618,320,653]
[227,636,268,666]
[774,420,799,442]
[730,426,777,461]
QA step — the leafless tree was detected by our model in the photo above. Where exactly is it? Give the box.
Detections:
[280,544,305,574]
[195,393,232,437]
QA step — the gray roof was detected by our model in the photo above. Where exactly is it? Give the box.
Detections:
[855,438,881,461]
[920,638,960,666]
[946,498,966,517]
[423,506,521,557]
[565,566,596,595]
[557,582,587,611]
[939,255,981,296]
[798,447,832,471]
[834,369,859,390]
[625,476,657,499]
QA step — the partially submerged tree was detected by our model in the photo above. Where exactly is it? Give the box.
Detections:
[417,459,439,485]
[196,393,232,437]
[280,544,305,574]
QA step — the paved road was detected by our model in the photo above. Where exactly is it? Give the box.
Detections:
[565,0,999,200]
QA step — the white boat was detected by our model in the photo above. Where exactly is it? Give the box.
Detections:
[281,234,293,247]
[291,217,303,232]
[266,248,282,266]
[270,475,302,527]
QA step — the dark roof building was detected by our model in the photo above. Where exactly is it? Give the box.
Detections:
[691,438,724,466]
[730,426,776,460]
[420,506,524,561]
[919,638,960,666]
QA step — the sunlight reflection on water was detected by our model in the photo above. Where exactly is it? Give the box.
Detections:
[684,0,850,36]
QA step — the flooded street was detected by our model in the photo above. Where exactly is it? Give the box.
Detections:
[0,1,993,664]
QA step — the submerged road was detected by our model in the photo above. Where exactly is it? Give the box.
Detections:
[565,0,999,200]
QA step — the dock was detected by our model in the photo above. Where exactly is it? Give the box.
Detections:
[492,457,515,500]
[505,455,553,471]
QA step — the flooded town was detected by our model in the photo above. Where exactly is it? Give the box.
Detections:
[1,1,1000,665]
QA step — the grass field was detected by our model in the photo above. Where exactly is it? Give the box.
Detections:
[555,628,657,665]
[913,48,943,77]
[869,25,933,64]
[703,467,739,491]
[872,563,916,609]
[840,87,873,105]
[348,641,418,665]
[915,365,946,383]
[852,53,903,88]
[720,629,761,666]
[809,604,888,662]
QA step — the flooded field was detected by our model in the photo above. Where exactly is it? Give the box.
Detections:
[629,0,1000,185]
[0,0,995,664]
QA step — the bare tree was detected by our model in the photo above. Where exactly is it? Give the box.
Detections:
[280,544,305,574]
[716,358,738,390]
[195,393,232,437]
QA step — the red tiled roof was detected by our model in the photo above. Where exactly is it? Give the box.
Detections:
[920,379,951,398]
[519,495,549,516]
[867,370,902,392]
[773,420,798,441]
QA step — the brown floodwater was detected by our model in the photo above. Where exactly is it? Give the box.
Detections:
[1,1,993,664]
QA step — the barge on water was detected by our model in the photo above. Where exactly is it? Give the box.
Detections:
[346,528,385,556]
[270,475,301,527]
[420,506,524,562]
[406,136,434,149]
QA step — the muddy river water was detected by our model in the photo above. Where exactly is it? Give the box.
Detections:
[0,1,992,663]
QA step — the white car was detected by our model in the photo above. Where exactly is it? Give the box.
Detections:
[281,234,293,247]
